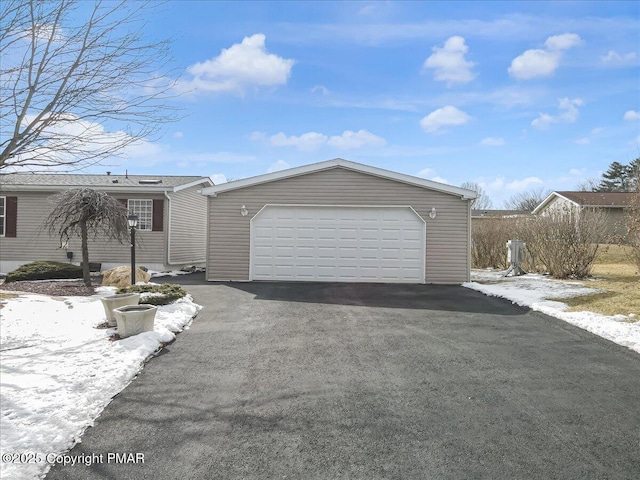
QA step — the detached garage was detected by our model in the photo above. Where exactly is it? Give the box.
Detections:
[202,159,476,284]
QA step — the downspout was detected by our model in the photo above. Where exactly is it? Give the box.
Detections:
[164,191,173,265]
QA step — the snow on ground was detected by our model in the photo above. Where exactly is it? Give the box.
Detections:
[148,267,204,278]
[465,270,639,354]
[0,287,201,480]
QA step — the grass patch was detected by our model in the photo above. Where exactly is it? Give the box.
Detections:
[550,252,639,318]
[117,283,186,306]
[0,292,18,309]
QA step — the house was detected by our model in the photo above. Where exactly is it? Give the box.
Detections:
[0,173,213,273]
[472,209,532,221]
[532,191,635,237]
[201,158,477,284]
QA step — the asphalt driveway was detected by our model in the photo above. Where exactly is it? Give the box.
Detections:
[47,282,640,479]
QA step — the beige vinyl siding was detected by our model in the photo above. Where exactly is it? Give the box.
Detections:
[167,184,208,264]
[207,167,471,284]
[0,191,167,268]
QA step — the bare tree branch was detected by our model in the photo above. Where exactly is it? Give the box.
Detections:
[461,181,493,210]
[0,0,180,173]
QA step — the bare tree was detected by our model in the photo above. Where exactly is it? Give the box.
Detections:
[44,188,129,286]
[504,188,550,211]
[461,181,493,210]
[574,177,600,192]
[0,0,177,172]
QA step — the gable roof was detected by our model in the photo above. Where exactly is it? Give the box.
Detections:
[533,191,635,214]
[201,158,477,199]
[0,173,213,193]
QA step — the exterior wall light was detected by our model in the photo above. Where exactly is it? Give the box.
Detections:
[429,207,437,219]
[240,205,248,217]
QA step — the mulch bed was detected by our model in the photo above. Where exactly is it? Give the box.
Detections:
[0,280,97,297]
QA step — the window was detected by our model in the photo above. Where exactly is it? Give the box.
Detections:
[0,196,5,236]
[127,199,153,231]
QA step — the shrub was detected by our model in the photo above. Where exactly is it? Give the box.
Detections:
[471,218,543,272]
[117,283,187,306]
[5,261,83,283]
[522,208,607,279]
[626,191,640,269]
[472,218,512,269]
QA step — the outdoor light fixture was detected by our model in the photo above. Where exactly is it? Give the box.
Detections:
[240,205,248,217]
[127,214,138,229]
[429,207,437,219]
[127,214,139,284]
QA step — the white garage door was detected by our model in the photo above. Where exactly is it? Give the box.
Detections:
[250,205,425,283]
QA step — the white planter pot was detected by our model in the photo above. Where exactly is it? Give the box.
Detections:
[100,293,141,327]
[113,304,157,338]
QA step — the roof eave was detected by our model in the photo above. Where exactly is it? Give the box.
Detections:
[201,158,478,199]
[0,184,174,193]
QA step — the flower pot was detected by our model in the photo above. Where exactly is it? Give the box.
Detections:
[100,293,141,327]
[113,304,157,338]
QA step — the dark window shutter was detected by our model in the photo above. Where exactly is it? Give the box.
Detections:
[152,199,164,231]
[5,196,17,237]
[117,198,128,210]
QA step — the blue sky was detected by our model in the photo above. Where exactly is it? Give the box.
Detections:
[103,1,638,206]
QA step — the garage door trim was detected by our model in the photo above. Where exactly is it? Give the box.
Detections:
[249,204,426,283]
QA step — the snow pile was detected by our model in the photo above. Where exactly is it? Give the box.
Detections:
[464,270,639,354]
[0,288,201,480]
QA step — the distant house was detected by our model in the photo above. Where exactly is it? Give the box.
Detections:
[532,191,635,237]
[0,174,213,273]
[472,209,532,221]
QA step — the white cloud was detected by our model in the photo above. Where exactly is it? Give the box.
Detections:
[417,168,436,177]
[420,106,471,133]
[590,127,604,134]
[209,173,227,185]
[178,34,294,95]
[268,131,328,151]
[431,176,449,184]
[531,112,555,130]
[509,33,581,79]
[624,110,640,121]
[544,33,582,51]
[267,160,290,173]
[311,85,330,95]
[509,49,560,80]
[558,97,584,122]
[253,129,385,151]
[480,137,505,146]
[532,97,584,130]
[416,168,448,184]
[506,177,543,191]
[601,50,637,66]
[569,168,587,176]
[327,130,386,149]
[173,131,184,139]
[423,36,476,86]
[574,137,590,145]
[249,131,266,141]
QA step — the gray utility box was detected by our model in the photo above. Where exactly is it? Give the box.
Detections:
[504,239,527,277]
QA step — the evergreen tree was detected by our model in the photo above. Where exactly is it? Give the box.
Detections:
[597,161,632,192]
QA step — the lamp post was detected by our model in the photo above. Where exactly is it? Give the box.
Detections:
[127,214,138,285]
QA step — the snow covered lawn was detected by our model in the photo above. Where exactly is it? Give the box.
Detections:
[465,270,639,354]
[0,286,201,480]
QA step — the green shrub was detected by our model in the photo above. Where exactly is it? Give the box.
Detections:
[117,283,186,306]
[5,261,83,283]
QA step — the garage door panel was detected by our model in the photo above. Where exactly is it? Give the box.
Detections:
[251,206,425,283]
